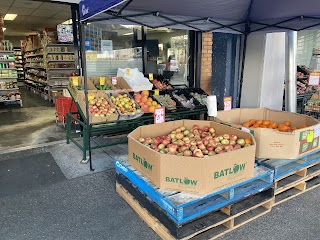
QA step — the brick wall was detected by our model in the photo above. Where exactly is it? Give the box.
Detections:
[200,32,213,94]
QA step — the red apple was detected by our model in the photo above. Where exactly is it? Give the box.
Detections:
[218,150,226,154]
[190,145,198,152]
[151,144,158,150]
[175,128,182,133]
[198,129,203,134]
[215,146,223,154]
[210,140,219,148]
[207,145,214,151]
[203,140,209,146]
[168,144,178,153]
[154,137,162,145]
[192,125,199,130]
[196,140,203,145]
[203,126,210,132]
[190,140,197,146]
[234,144,242,150]
[145,137,153,144]
[162,139,170,146]
[177,140,184,146]
[193,149,204,158]
[193,129,199,135]
[183,150,192,156]
[189,133,195,138]
[198,144,206,150]
[229,134,238,141]
[229,140,236,146]
[182,137,190,143]
[202,149,209,155]
[223,134,230,140]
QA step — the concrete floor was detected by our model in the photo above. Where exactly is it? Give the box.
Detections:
[0,142,319,240]
[0,86,66,151]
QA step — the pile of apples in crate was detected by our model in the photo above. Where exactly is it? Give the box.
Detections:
[88,95,117,117]
[138,125,253,158]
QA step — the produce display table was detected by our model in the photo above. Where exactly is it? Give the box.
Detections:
[66,95,208,160]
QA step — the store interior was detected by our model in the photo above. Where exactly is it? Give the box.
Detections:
[1,0,320,152]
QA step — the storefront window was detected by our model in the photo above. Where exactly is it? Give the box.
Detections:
[84,24,143,77]
[84,24,189,86]
[146,28,189,86]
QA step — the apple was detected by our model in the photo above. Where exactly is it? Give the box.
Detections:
[234,144,242,150]
[183,130,189,136]
[177,153,183,156]
[183,150,192,156]
[217,136,224,142]
[201,132,210,138]
[193,149,204,158]
[182,137,190,142]
[202,149,209,155]
[193,129,199,135]
[244,143,251,147]
[154,137,162,145]
[196,140,203,145]
[189,133,195,138]
[230,134,238,141]
[158,144,165,150]
[207,145,214,151]
[176,133,184,140]
[203,126,210,132]
[209,127,216,134]
[180,126,186,131]
[229,140,236,146]
[202,139,209,146]
[180,145,190,152]
[192,125,199,130]
[159,149,167,154]
[194,135,201,140]
[215,146,223,154]
[145,137,153,145]
[162,139,170,146]
[224,145,234,151]
[170,133,176,140]
[221,139,230,145]
[175,128,182,133]
[223,134,230,140]
[151,144,158,150]
[198,144,206,150]
[177,140,185,146]
[208,151,216,156]
[237,139,245,146]
[190,145,198,152]
[204,136,212,141]
[190,140,197,146]
[198,129,203,134]
[163,135,171,141]
[210,140,219,148]
[218,150,226,154]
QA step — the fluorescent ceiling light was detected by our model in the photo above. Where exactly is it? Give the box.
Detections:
[4,14,17,21]
[123,32,133,36]
[121,25,137,28]
[2,28,6,32]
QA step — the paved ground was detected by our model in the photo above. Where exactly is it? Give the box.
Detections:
[0,143,319,240]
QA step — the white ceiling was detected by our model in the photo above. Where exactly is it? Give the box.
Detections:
[0,0,72,36]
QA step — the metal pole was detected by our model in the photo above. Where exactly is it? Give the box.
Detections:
[79,22,94,171]
[286,31,297,113]
[141,26,147,73]
[237,33,248,108]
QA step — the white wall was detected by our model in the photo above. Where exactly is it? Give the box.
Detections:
[241,32,286,110]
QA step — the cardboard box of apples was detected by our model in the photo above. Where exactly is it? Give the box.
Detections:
[128,120,256,195]
[216,108,320,159]
[78,91,118,123]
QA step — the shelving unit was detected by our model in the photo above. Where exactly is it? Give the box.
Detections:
[0,51,22,107]
[45,44,78,102]
[14,48,25,82]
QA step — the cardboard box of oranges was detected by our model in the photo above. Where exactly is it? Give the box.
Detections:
[215,108,320,159]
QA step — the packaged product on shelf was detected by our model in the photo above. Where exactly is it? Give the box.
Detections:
[215,108,320,159]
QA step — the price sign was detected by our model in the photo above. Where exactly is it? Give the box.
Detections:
[99,77,106,85]
[308,72,320,86]
[154,89,159,96]
[154,107,165,124]
[307,130,314,143]
[224,96,232,111]
[149,73,153,81]
[111,76,117,85]
[125,68,130,76]
[72,76,79,86]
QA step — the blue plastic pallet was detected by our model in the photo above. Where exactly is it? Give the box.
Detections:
[256,149,320,180]
[114,158,273,225]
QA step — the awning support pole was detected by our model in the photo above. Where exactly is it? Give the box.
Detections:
[285,31,297,112]
[79,22,94,171]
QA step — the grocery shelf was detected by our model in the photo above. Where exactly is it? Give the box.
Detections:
[0,77,17,79]
[25,47,43,52]
[46,52,74,55]
[0,88,19,91]
[25,66,46,69]
[0,59,15,62]
[47,60,75,62]
[0,68,17,70]
[26,78,47,85]
[47,43,74,46]
[48,76,70,79]
[47,68,76,71]
[25,53,44,58]
[0,51,14,53]
[50,86,68,90]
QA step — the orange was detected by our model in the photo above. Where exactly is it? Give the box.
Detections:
[267,125,274,129]
[139,102,144,106]
[242,122,251,128]
[147,97,153,102]
[283,121,291,127]
[152,101,158,106]
[141,97,148,103]
[260,125,267,128]
[149,106,155,113]
[271,123,278,129]
[262,120,270,126]
[252,123,260,128]
[256,120,262,125]
[249,119,256,125]
[278,124,288,132]
[141,90,149,96]
[245,139,252,145]
[146,101,152,106]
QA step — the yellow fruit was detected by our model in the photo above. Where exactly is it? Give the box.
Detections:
[152,101,157,106]
[149,106,155,113]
